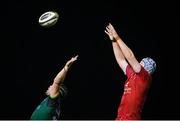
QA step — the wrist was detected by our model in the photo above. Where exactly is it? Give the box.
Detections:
[112,38,116,42]
[114,36,120,41]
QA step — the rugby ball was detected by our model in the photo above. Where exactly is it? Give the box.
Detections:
[39,11,59,27]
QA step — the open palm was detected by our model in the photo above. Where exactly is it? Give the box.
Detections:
[65,55,78,68]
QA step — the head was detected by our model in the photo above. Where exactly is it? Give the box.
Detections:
[59,84,68,98]
[140,57,156,75]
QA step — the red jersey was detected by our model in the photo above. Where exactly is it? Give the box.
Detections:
[116,65,152,120]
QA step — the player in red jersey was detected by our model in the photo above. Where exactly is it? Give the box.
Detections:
[105,23,156,120]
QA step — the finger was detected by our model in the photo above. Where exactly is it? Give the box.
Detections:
[109,23,112,26]
[107,26,113,32]
[109,24,114,30]
[104,30,110,35]
[71,56,78,62]
[74,55,78,60]
[106,27,112,34]
[106,26,110,31]
[72,57,77,61]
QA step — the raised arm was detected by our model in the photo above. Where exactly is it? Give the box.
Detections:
[105,25,128,74]
[106,23,141,73]
[46,55,78,98]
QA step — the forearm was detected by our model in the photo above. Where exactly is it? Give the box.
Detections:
[46,55,77,98]
[53,65,69,85]
[48,65,69,98]
[115,36,141,73]
[105,23,140,73]
[112,42,128,73]
[115,36,135,60]
[112,42,126,63]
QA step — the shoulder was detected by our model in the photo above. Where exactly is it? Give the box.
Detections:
[125,64,134,77]
[139,66,152,80]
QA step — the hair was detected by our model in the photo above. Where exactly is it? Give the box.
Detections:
[141,57,156,74]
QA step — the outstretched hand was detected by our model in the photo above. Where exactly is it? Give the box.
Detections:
[105,23,119,41]
[65,55,78,69]
[45,55,78,98]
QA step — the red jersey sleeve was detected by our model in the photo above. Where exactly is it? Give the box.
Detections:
[126,65,134,78]
[126,65,151,80]
[138,66,152,81]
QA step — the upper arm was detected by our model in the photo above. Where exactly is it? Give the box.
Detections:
[116,59,128,74]
[47,84,60,99]
[127,56,141,73]
[112,42,128,74]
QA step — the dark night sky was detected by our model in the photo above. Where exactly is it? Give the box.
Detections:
[1,0,178,120]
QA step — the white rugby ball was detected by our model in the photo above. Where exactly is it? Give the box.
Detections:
[39,11,59,27]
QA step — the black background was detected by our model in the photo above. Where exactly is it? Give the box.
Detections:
[1,0,178,120]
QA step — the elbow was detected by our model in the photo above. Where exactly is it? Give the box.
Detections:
[53,78,58,82]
